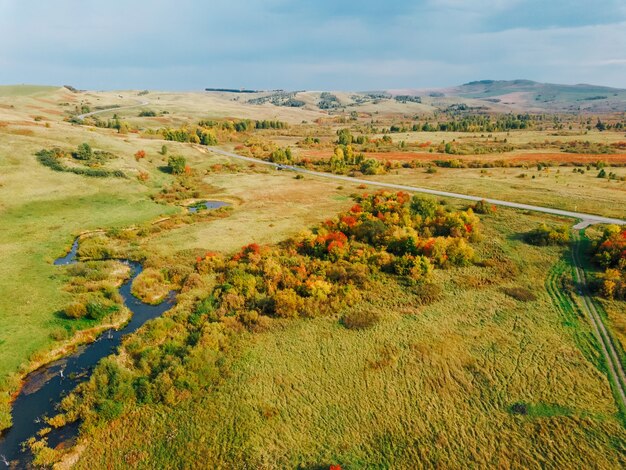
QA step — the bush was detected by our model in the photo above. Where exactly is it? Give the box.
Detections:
[167,155,187,175]
[85,299,118,320]
[273,288,304,318]
[410,195,438,218]
[509,402,528,415]
[413,283,443,305]
[525,224,570,246]
[64,301,87,319]
[74,143,92,160]
[36,148,126,178]
[503,287,538,302]
[341,309,381,330]
[472,199,495,214]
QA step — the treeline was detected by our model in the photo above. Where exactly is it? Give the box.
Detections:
[162,127,218,145]
[88,116,133,134]
[594,226,626,300]
[391,114,535,133]
[163,119,288,144]
[197,119,288,131]
[248,91,305,107]
[38,192,480,455]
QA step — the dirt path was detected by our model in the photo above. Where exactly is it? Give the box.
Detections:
[571,230,626,411]
[76,99,149,120]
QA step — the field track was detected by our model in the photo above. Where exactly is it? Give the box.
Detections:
[76,99,149,120]
[571,231,626,412]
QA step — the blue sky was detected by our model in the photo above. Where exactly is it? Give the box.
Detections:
[1,0,626,90]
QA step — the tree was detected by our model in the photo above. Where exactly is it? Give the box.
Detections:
[197,129,218,145]
[360,158,381,175]
[75,143,93,160]
[167,155,187,175]
[134,150,146,161]
[337,129,353,145]
[410,195,437,218]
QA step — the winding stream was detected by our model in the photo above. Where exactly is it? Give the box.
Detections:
[0,239,175,467]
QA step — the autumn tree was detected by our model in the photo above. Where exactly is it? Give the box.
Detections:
[167,155,187,175]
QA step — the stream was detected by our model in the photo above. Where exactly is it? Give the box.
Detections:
[0,238,175,467]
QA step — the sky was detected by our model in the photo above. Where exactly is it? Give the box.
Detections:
[1,0,626,91]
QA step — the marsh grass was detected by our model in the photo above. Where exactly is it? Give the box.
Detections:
[57,209,626,469]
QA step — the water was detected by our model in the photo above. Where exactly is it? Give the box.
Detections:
[0,239,175,467]
[188,200,230,213]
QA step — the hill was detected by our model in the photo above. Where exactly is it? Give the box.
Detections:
[389,79,626,113]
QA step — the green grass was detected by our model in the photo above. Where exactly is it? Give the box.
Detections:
[67,208,626,469]
[2,86,626,466]
[366,166,626,219]
[0,85,60,97]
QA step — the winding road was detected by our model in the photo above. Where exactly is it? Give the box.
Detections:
[77,98,149,120]
[205,146,626,228]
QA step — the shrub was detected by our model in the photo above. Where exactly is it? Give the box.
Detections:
[413,283,443,305]
[85,299,118,320]
[410,195,438,218]
[594,226,626,299]
[36,148,126,178]
[167,155,187,175]
[75,143,93,160]
[525,224,570,246]
[503,287,538,302]
[472,199,496,214]
[341,309,381,330]
[273,288,304,318]
[509,402,528,415]
[64,301,87,319]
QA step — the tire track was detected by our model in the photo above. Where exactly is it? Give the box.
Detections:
[570,230,626,411]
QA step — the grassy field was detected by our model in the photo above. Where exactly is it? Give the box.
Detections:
[365,166,626,219]
[1,85,626,466]
[0,86,350,427]
[0,92,186,426]
[66,208,626,469]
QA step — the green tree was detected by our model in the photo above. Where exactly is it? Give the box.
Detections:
[360,158,381,175]
[410,195,437,218]
[337,129,353,145]
[167,155,187,174]
[75,142,93,160]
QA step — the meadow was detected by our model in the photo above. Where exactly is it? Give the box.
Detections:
[51,206,626,469]
[367,165,626,220]
[1,85,625,467]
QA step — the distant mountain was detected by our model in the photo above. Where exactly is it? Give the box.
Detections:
[390,80,626,113]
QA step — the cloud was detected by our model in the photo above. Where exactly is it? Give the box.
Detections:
[1,0,625,89]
